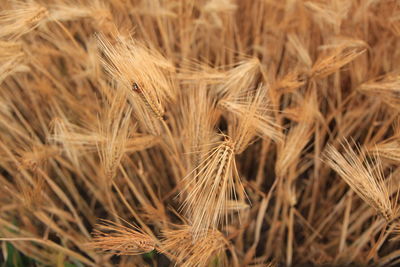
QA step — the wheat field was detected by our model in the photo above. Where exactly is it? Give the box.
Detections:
[0,0,400,266]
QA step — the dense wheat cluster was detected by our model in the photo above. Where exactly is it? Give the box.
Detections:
[1,0,400,266]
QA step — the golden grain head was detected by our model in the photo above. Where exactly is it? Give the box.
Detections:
[161,225,228,267]
[89,219,156,255]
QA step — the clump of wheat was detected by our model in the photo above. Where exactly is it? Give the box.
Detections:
[1,0,400,266]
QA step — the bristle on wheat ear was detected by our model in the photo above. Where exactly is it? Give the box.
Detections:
[325,141,399,222]
[160,225,228,267]
[181,137,247,238]
[89,220,156,255]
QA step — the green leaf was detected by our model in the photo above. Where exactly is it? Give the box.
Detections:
[211,255,220,267]
[64,260,84,267]
[5,242,23,267]
[143,249,156,259]
[3,242,38,267]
